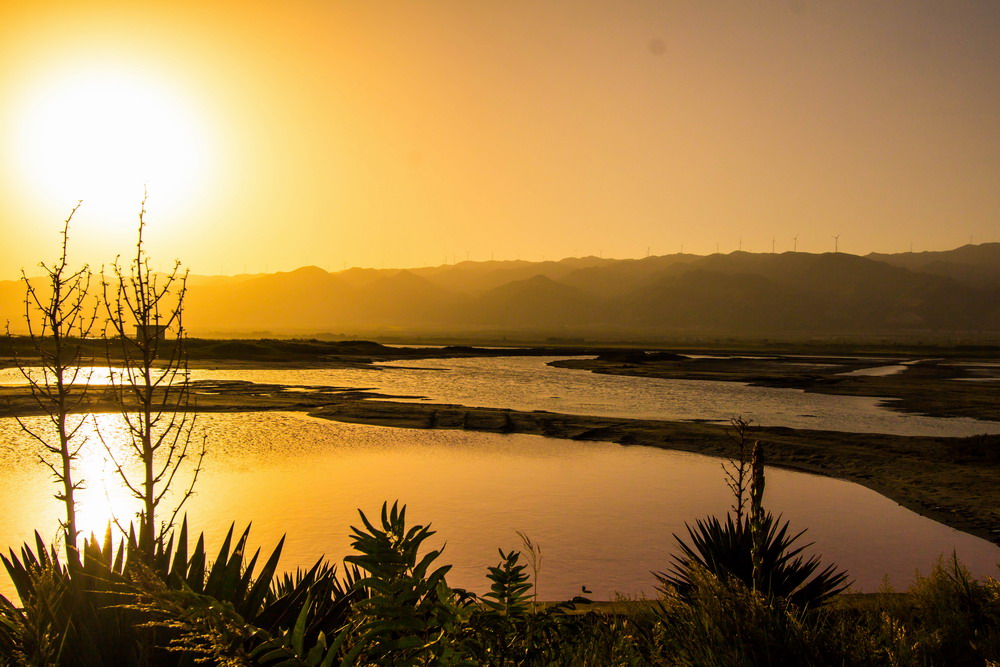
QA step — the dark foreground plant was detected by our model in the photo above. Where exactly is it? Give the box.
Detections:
[4,498,1000,666]
[338,501,472,665]
[657,427,850,609]
[874,554,1000,665]
[0,520,359,666]
[656,565,829,667]
[481,549,532,617]
[657,512,851,609]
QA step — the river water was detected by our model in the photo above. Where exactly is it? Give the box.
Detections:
[0,356,998,601]
[188,356,1000,437]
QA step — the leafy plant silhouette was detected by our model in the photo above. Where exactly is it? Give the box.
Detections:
[657,422,850,608]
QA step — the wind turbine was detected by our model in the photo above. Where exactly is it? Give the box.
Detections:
[792,235,798,252]
[832,234,840,253]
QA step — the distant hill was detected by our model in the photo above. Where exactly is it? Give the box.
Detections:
[461,274,604,327]
[868,243,1000,290]
[3,245,999,338]
[351,270,460,325]
[620,252,997,333]
[411,256,616,294]
[185,265,351,332]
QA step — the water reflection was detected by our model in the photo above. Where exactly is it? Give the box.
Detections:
[0,366,121,386]
[838,364,908,377]
[187,356,1000,437]
[4,357,998,436]
[0,366,190,386]
[1,412,997,602]
[2,413,193,544]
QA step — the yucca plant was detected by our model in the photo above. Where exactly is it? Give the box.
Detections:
[0,518,362,665]
[131,523,363,664]
[0,528,155,665]
[657,438,850,609]
[656,512,851,609]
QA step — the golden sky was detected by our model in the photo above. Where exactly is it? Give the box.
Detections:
[2,1,998,279]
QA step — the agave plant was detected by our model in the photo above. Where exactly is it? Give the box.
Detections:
[657,437,851,609]
[0,528,146,665]
[130,522,362,664]
[0,519,361,665]
[656,512,851,609]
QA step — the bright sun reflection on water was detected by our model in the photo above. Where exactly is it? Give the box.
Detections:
[4,412,198,544]
[71,414,143,539]
[0,366,191,388]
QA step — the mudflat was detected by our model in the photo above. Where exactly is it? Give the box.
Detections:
[550,352,1000,421]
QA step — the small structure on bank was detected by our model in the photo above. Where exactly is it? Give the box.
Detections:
[133,324,170,343]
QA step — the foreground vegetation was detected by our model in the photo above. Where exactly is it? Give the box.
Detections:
[2,503,1000,665]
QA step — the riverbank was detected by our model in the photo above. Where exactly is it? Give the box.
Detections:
[2,376,997,548]
[549,353,1000,421]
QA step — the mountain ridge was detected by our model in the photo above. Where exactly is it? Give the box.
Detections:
[3,245,998,337]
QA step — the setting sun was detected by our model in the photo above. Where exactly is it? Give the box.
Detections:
[10,65,213,230]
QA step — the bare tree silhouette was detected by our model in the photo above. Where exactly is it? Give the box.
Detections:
[101,194,205,554]
[6,203,98,568]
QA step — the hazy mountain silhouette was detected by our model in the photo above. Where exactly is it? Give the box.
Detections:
[350,270,459,325]
[335,267,395,289]
[185,265,350,331]
[560,254,702,297]
[461,274,604,327]
[4,245,999,337]
[619,252,996,332]
[412,256,616,294]
[868,243,1000,289]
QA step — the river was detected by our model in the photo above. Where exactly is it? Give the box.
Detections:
[0,356,997,601]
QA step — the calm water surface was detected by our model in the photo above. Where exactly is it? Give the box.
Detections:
[1,412,997,602]
[183,356,1000,436]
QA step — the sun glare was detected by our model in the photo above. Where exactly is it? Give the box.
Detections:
[73,414,143,539]
[12,66,213,229]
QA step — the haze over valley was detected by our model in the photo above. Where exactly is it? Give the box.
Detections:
[138,243,1000,338]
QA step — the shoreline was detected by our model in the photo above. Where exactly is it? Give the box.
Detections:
[548,355,1000,422]
[2,377,997,548]
[306,397,1000,549]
